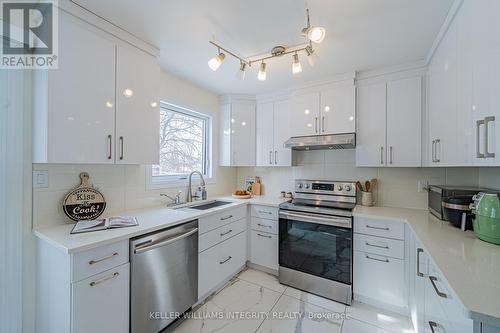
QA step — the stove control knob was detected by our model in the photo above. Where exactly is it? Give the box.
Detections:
[305,184,310,189]
[337,185,343,191]
[297,183,303,189]
[344,185,352,192]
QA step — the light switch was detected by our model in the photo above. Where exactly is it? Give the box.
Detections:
[33,170,49,188]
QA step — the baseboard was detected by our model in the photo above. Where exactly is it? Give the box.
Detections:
[246,262,278,276]
[353,293,409,316]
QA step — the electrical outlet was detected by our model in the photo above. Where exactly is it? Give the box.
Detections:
[33,170,49,188]
[417,180,429,193]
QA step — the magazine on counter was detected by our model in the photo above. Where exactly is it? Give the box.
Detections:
[70,216,138,234]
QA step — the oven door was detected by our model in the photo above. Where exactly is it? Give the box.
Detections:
[279,210,352,285]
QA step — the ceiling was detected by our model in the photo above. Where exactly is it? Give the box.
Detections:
[75,0,454,95]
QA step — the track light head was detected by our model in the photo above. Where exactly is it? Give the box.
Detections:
[292,53,302,74]
[258,62,267,81]
[236,62,247,80]
[305,45,318,66]
[208,51,225,71]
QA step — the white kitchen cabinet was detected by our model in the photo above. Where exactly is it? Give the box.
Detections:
[219,101,256,166]
[320,84,356,134]
[356,82,387,166]
[289,91,321,137]
[409,232,428,333]
[249,230,278,271]
[356,77,422,167]
[72,263,129,333]
[33,11,160,165]
[115,43,160,164]
[387,77,422,166]
[256,100,292,167]
[33,12,116,164]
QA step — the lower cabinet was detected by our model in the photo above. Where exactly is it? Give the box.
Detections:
[72,263,130,333]
[249,230,278,270]
[198,230,247,298]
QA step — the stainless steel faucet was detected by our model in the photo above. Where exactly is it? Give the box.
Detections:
[160,191,182,206]
[187,171,206,202]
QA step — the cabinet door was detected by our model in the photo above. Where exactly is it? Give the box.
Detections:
[409,235,427,333]
[387,77,422,167]
[231,103,256,166]
[44,12,116,164]
[356,83,387,166]
[250,230,278,270]
[289,92,320,137]
[273,99,292,166]
[256,102,275,166]
[115,43,160,164]
[72,263,129,333]
[320,85,356,134]
[219,104,232,166]
[428,20,458,166]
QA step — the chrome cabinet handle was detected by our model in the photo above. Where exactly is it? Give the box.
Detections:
[429,321,438,333]
[315,117,318,133]
[380,146,384,165]
[389,146,393,164]
[107,135,112,160]
[89,272,119,287]
[119,136,124,160]
[269,151,273,164]
[435,139,441,162]
[366,225,389,231]
[275,150,278,164]
[484,116,496,158]
[365,242,389,249]
[416,248,424,277]
[432,140,436,162]
[258,210,273,215]
[220,215,233,221]
[365,255,389,263]
[220,229,233,237]
[89,252,119,265]
[219,256,232,264]
[429,276,447,298]
[257,233,272,238]
[257,223,272,228]
[476,120,485,158]
[322,116,325,132]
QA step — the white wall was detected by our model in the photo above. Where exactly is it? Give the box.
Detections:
[237,150,481,210]
[32,70,237,229]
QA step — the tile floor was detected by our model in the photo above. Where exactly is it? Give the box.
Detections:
[169,268,414,333]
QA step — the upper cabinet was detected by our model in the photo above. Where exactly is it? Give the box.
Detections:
[33,11,160,165]
[289,80,356,137]
[356,76,422,167]
[219,100,256,167]
[256,100,292,167]
[426,0,500,166]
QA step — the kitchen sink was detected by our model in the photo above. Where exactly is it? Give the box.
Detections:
[186,200,233,210]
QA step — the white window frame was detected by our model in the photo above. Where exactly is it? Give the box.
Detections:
[146,102,214,189]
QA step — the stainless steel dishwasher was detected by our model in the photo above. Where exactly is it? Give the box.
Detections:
[130,220,198,333]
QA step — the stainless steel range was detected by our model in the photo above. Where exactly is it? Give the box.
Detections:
[278,179,356,305]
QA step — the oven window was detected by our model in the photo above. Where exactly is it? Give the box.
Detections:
[279,218,352,285]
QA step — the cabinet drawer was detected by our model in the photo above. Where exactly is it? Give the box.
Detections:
[353,251,406,309]
[72,263,129,333]
[199,218,247,252]
[251,217,277,234]
[198,231,246,298]
[198,205,247,234]
[249,230,278,270]
[250,205,278,220]
[71,240,129,282]
[354,216,405,240]
[354,233,404,259]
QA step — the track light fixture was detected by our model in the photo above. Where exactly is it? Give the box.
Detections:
[207,7,325,80]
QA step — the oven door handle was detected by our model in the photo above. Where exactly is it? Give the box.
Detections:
[279,211,352,228]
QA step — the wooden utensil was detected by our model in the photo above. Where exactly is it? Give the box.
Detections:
[356,181,364,192]
[365,180,371,193]
[370,178,378,191]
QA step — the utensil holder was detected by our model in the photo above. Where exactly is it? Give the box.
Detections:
[361,191,375,206]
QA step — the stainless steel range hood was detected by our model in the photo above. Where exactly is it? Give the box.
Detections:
[284,133,356,150]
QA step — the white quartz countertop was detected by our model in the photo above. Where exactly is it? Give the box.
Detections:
[33,195,287,254]
[354,206,500,324]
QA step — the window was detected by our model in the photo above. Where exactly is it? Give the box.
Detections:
[150,102,211,186]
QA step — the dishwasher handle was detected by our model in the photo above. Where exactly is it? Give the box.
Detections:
[134,228,198,254]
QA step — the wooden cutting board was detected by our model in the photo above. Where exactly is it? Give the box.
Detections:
[62,172,106,221]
